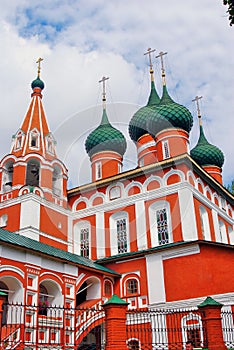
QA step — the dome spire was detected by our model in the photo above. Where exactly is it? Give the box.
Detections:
[36,57,43,79]
[156,51,167,86]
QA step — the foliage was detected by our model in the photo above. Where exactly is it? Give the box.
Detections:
[223,0,234,25]
[226,180,234,194]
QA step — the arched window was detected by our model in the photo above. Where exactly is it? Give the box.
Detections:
[162,140,170,159]
[74,221,91,258]
[126,279,138,295]
[26,159,40,187]
[29,128,40,149]
[52,165,62,197]
[149,201,172,247]
[218,220,227,243]
[110,212,129,255]
[181,313,203,348]
[14,130,24,150]
[39,284,49,316]
[0,214,8,227]
[2,160,14,192]
[95,162,102,180]
[199,206,211,240]
[127,339,140,350]
[104,280,112,297]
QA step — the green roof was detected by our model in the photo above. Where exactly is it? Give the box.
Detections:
[85,109,127,157]
[190,124,224,168]
[31,76,45,90]
[198,296,223,308]
[148,85,193,136]
[0,228,119,276]
[102,294,129,306]
[129,81,160,142]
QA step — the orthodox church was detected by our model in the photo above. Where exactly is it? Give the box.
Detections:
[0,50,233,346]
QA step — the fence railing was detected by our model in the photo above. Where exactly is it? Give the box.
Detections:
[221,309,234,349]
[126,307,208,350]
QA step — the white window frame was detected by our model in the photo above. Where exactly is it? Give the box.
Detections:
[149,201,172,247]
[199,205,211,240]
[162,140,170,159]
[110,212,129,255]
[74,221,91,258]
[14,130,24,151]
[95,162,102,180]
[45,133,55,155]
[218,220,228,243]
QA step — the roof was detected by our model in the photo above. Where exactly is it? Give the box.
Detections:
[96,240,234,264]
[0,228,119,276]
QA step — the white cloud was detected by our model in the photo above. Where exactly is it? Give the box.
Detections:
[0,0,233,187]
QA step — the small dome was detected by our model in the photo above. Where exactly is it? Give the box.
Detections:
[85,109,127,158]
[129,81,160,142]
[31,76,45,90]
[190,125,224,168]
[148,85,193,136]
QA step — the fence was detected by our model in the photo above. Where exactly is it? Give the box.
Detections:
[126,307,208,349]
[0,299,233,349]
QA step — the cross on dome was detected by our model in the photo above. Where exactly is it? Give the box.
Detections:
[36,57,43,78]
[192,95,203,123]
[156,51,167,85]
[144,48,156,80]
[99,76,109,109]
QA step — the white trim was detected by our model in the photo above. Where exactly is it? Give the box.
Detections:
[149,200,172,247]
[178,188,198,241]
[110,211,129,256]
[137,140,156,155]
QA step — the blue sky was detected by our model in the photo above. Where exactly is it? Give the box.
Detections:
[0,0,233,187]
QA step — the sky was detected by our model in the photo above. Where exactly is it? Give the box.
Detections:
[0,0,233,188]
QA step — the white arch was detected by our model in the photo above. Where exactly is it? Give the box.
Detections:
[204,186,212,200]
[163,169,185,186]
[186,170,196,186]
[90,191,106,205]
[195,178,205,193]
[143,175,163,192]
[212,192,219,206]
[106,182,125,200]
[110,211,130,255]
[77,275,101,300]
[181,312,204,347]
[0,275,24,304]
[39,278,63,307]
[148,200,172,246]
[72,196,89,211]
[125,181,143,196]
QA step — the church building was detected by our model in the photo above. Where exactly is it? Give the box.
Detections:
[0,50,233,348]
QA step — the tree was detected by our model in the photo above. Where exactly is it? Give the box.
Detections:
[223,0,234,25]
[226,180,234,194]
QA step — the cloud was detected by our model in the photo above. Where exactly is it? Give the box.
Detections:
[0,0,233,187]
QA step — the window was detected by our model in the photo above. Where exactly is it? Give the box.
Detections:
[14,130,24,150]
[26,159,40,187]
[29,129,40,149]
[80,227,90,258]
[156,208,169,245]
[2,161,14,192]
[117,218,127,253]
[104,280,112,297]
[162,140,170,159]
[199,206,211,240]
[95,162,102,180]
[0,214,8,227]
[127,339,140,350]
[118,163,122,174]
[127,279,138,295]
[45,133,55,155]
[218,220,227,243]
[109,186,121,200]
[52,165,62,197]
[39,284,49,316]
[181,313,204,349]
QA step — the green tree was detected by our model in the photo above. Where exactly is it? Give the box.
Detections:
[226,180,234,194]
[223,0,234,26]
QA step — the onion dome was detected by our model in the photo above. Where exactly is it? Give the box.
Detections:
[148,84,193,136]
[85,108,127,158]
[31,76,45,90]
[129,81,160,142]
[190,123,224,168]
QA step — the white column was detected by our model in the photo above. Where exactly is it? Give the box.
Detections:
[178,187,197,241]
[212,209,221,242]
[146,253,165,304]
[96,211,105,258]
[135,200,147,250]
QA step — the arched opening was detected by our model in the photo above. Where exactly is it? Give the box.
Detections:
[39,284,49,316]
[76,281,87,307]
[2,160,14,192]
[26,159,40,187]
[76,277,101,308]
[0,281,9,325]
[52,165,63,197]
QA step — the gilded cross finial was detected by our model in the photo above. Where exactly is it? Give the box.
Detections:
[155,51,167,85]
[192,95,203,124]
[144,48,156,81]
[99,76,109,109]
[36,57,43,78]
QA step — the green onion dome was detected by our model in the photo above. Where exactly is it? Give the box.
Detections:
[31,76,45,90]
[85,109,127,158]
[190,124,224,168]
[129,81,160,142]
[148,85,193,136]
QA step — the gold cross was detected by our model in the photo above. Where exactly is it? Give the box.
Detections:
[99,76,109,104]
[36,57,43,78]
[192,95,203,118]
[155,51,167,72]
[144,48,156,73]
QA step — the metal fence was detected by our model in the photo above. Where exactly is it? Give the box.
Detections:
[0,302,105,349]
[222,309,234,349]
[126,307,208,350]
